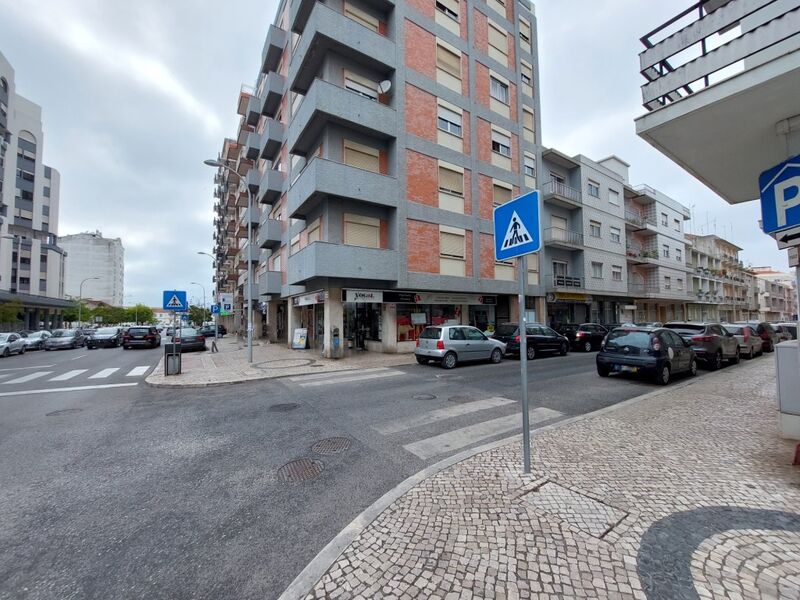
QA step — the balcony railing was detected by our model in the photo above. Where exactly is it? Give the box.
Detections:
[543,227,583,247]
[545,274,583,290]
[541,180,582,205]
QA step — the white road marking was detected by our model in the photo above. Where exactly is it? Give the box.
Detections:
[49,369,88,382]
[0,374,13,381]
[403,407,563,460]
[0,364,55,372]
[0,382,138,398]
[287,367,392,382]
[297,370,404,388]
[374,397,517,435]
[89,368,120,379]
[3,371,53,385]
[126,366,150,377]
[70,354,87,360]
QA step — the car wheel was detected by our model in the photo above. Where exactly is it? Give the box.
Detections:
[526,345,536,360]
[123,345,130,350]
[559,343,567,356]
[19,346,25,355]
[441,352,457,370]
[416,356,429,365]
[2,348,9,358]
[45,348,51,351]
[71,342,77,350]
[597,365,610,377]
[689,358,698,377]
[490,348,503,364]
[731,347,740,365]
[583,341,593,352]
[657,365,671,385]
[709,351,722,371]
[745,345,753,359]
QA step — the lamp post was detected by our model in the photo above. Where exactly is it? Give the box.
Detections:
[204,158,253,363]
[197,251,219,349]
[189,281,207,327]
[78,276,100,327]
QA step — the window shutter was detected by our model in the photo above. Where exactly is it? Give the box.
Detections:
[307,225,320,244]
[519,19,531,41]
[439,167,463,195]
[436,45,461,78]
[488,24,507,52]
[344,4,379,32]
[493,185,511,205]
[344,214,380,248]
[523,110,534,130]
[344,143,380,172]
[522,62,533,81]
[440,232,465,258]
[550,215,567,230]
[527,252,539,271]
[491,129,510,146]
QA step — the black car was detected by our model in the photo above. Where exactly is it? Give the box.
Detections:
[198,324,227,337]
[492,323,569,359]
[596,326,698,385]
[122,326,161,349]
[86,327,123,349]
[173,327,207,352]
[556,323,609,352]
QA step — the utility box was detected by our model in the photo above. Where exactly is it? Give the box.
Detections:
[164,343,182,376]
[776,340,800,440]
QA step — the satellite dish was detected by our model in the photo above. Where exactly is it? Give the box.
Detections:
[378,80,392,94]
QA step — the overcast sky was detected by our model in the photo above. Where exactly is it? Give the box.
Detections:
[0,0,787,307]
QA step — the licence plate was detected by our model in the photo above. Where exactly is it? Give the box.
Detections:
[616,365,638,373]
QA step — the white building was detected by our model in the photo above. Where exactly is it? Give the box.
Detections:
[0,50,70,329]
[59,231,125,306]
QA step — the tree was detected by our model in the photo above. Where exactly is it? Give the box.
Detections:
[62,301,91,324]
[188,304,211,327]
[124,304,154,324]
[0,300,23,324]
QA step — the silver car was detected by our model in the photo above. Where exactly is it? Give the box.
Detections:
[0,332,27,357]
[415,325,506,369]
[724,324,763,359]
[44,329,85,350]
[22,330,51,351]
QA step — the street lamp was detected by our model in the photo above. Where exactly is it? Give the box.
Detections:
[198,251,220,351]
[189,281,207,326]
[204,158,254,363]
[78,276,100,326]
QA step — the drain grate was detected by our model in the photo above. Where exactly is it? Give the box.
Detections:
[269,403,299,412]
[277,458,324,483]
[413,394,437,401]
[312,437,352,455]
[46,408,83,417]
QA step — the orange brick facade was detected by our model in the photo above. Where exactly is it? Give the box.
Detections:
[405,84,437,142]
[407,150,438,208]
[407,220,439,273]
[404,20,436,80]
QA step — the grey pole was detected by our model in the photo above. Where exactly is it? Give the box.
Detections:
[196,253,219,352]
[78,276,99,327]
[518,254,531,474]
[246,185,254,364]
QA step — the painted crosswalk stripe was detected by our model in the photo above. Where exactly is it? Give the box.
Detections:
[89,368,120,379]
[287,367,392,382]
[403,407,563,460]
[126,366,150,377]
[374,397,517,435]
[0,373,13,381]
[3,371,53,385]
[0,382,138,398]
[49,369,88,382]
[297,370,404,388]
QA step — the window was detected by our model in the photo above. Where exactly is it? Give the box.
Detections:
[610,226,621,243]
[550,215,567,230]
[588,180,600,198]
[661,212,668,226]
[612,265,622,281]
[591,262,603,279]
[673,218,681,232]
[524,154,536,178]
[435,0,458,21]
[344,74,378,101]
[488,21,508,63]
[676,248,682,262]
[520,62,533,91]
[290,235,301,254]
[489,77,509,104]
[437,105,462,137]
[522,109,535,142]
[271,253,281,272]
[307,220,321,244]
[436,43,461,80]
[344,213,380,248]
[677,278,684,290]
[491,130,511,157]
[344,2,379,32]
[662,244,670,258]
[440,231,465,259]
[43,187,50,198]
[487,0,506,17]
[589,220,601,238]
[664,276,672,289]
[438,165,463,196]
[519,17,531,48]
[608,189,620,206]
[492,183,512,206]
[343,140,380,173]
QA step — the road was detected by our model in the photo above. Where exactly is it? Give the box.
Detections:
[0,346,741,599]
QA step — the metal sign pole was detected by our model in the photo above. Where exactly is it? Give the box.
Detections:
[518,254,531,474]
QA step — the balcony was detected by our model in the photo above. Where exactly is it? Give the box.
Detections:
[541,180,582,209]
[258,72,286,119]
[257,218,283,249]
[239,206,260,229]
[237,85,255,117]
[288,79,397,156]
[288,158,398,219]
[244,131,261,161]
[635,0,800,204]
[291,0,395,33]
[245,95,261,127]
[289,2,396,94]
[261,25,286,74]
[288,242,398,285]
[545,274,584,291]
[623,209,657,231]
[629,283,690,300]
[258,271,282,296]
[543,227,583,249]
[257,169,285,205]
[260,119,284,161]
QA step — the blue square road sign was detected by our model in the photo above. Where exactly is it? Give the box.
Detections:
[211,304,220,315]
[760,153,800,235]
[163,290,188,312]
[493,190,541,261]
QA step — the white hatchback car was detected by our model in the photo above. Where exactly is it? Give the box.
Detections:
[0,332,27,357]
[415,325,506,369]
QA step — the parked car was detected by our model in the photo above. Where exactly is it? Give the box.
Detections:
[122,326,161,349]
[775,322,797,340]
[0,332,27,357]
[772,324,793,343]
[663,322,739,370]
[734,321,779,353]
[596,326,697,385]
[172,327,207,352]
[198,324,227,337]
[492,323,568,359]
[723,324,763,359]
[87,326,123,349]
[556,323,609,352]
[22,330,51,350]
[415,325,506,369]
[636,322,664,328]
[44,329,85,351]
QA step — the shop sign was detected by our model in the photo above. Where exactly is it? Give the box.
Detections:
[292,291,327,306]
[344,290,384,303]
[384,291,497,305]
[624,304,637,310]
[554,293,592,303]
[291,328,308,349]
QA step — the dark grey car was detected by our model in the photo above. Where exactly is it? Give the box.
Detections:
[44,329,85,351]
[663,322,739,370]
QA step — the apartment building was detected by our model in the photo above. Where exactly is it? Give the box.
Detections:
[0,51,69,329]
[59,231,125,306]
[752,267,798,321]
[211,0,544,355]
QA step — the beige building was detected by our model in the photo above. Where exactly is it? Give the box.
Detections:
[751,267,797,322]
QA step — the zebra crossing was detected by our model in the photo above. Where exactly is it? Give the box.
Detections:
[0,366,152,386]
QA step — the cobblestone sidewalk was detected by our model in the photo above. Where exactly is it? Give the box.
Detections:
[145,337,414,388]
[299,359,800,599]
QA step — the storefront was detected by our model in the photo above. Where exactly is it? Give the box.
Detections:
[291,291,326,350]
[546,292,592,328]
[590,296,627,326]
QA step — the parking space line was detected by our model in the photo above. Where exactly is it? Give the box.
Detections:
[4,371,53,385]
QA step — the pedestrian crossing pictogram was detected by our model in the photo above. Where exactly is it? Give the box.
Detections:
[166,295,184,309]
[500,211,533,250]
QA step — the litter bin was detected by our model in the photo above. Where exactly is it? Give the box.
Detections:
[164,343,182,375]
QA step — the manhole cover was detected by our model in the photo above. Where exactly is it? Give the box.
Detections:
[269,403,299,412]
[277,458,324,483]
[312,437,352,455]
[448,395,474,403]
[413,394,437,401]
[46,408,83,417]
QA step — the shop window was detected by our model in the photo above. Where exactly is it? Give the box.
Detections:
[343,139,380,173]
[344,213,380,248]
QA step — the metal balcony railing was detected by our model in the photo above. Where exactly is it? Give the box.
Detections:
[546,274,583,289]
[541,180,582,204]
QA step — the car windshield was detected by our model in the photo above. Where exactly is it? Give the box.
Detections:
[420,327,441,340]
[0,334,9,342]
[97,327,118,334]
[664,323,705,335]
[28,331,46,338]
[52,330,75,338]
[605,330,652,350]
[494,324,518,336]
[179,328,198,335]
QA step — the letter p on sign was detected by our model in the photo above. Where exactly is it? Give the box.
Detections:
[776,175,800,228]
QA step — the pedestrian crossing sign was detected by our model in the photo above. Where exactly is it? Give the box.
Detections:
[493,190,541,261]
[162,290,188,312]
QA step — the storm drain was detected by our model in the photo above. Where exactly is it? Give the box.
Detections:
[312,437,352,455]
[46,408,83,417]
[277,458,324,483]
[413,394,437,401]
[269,403,299,412]
[522,482,628,538]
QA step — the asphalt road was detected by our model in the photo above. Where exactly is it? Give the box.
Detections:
[0,346,748,600]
